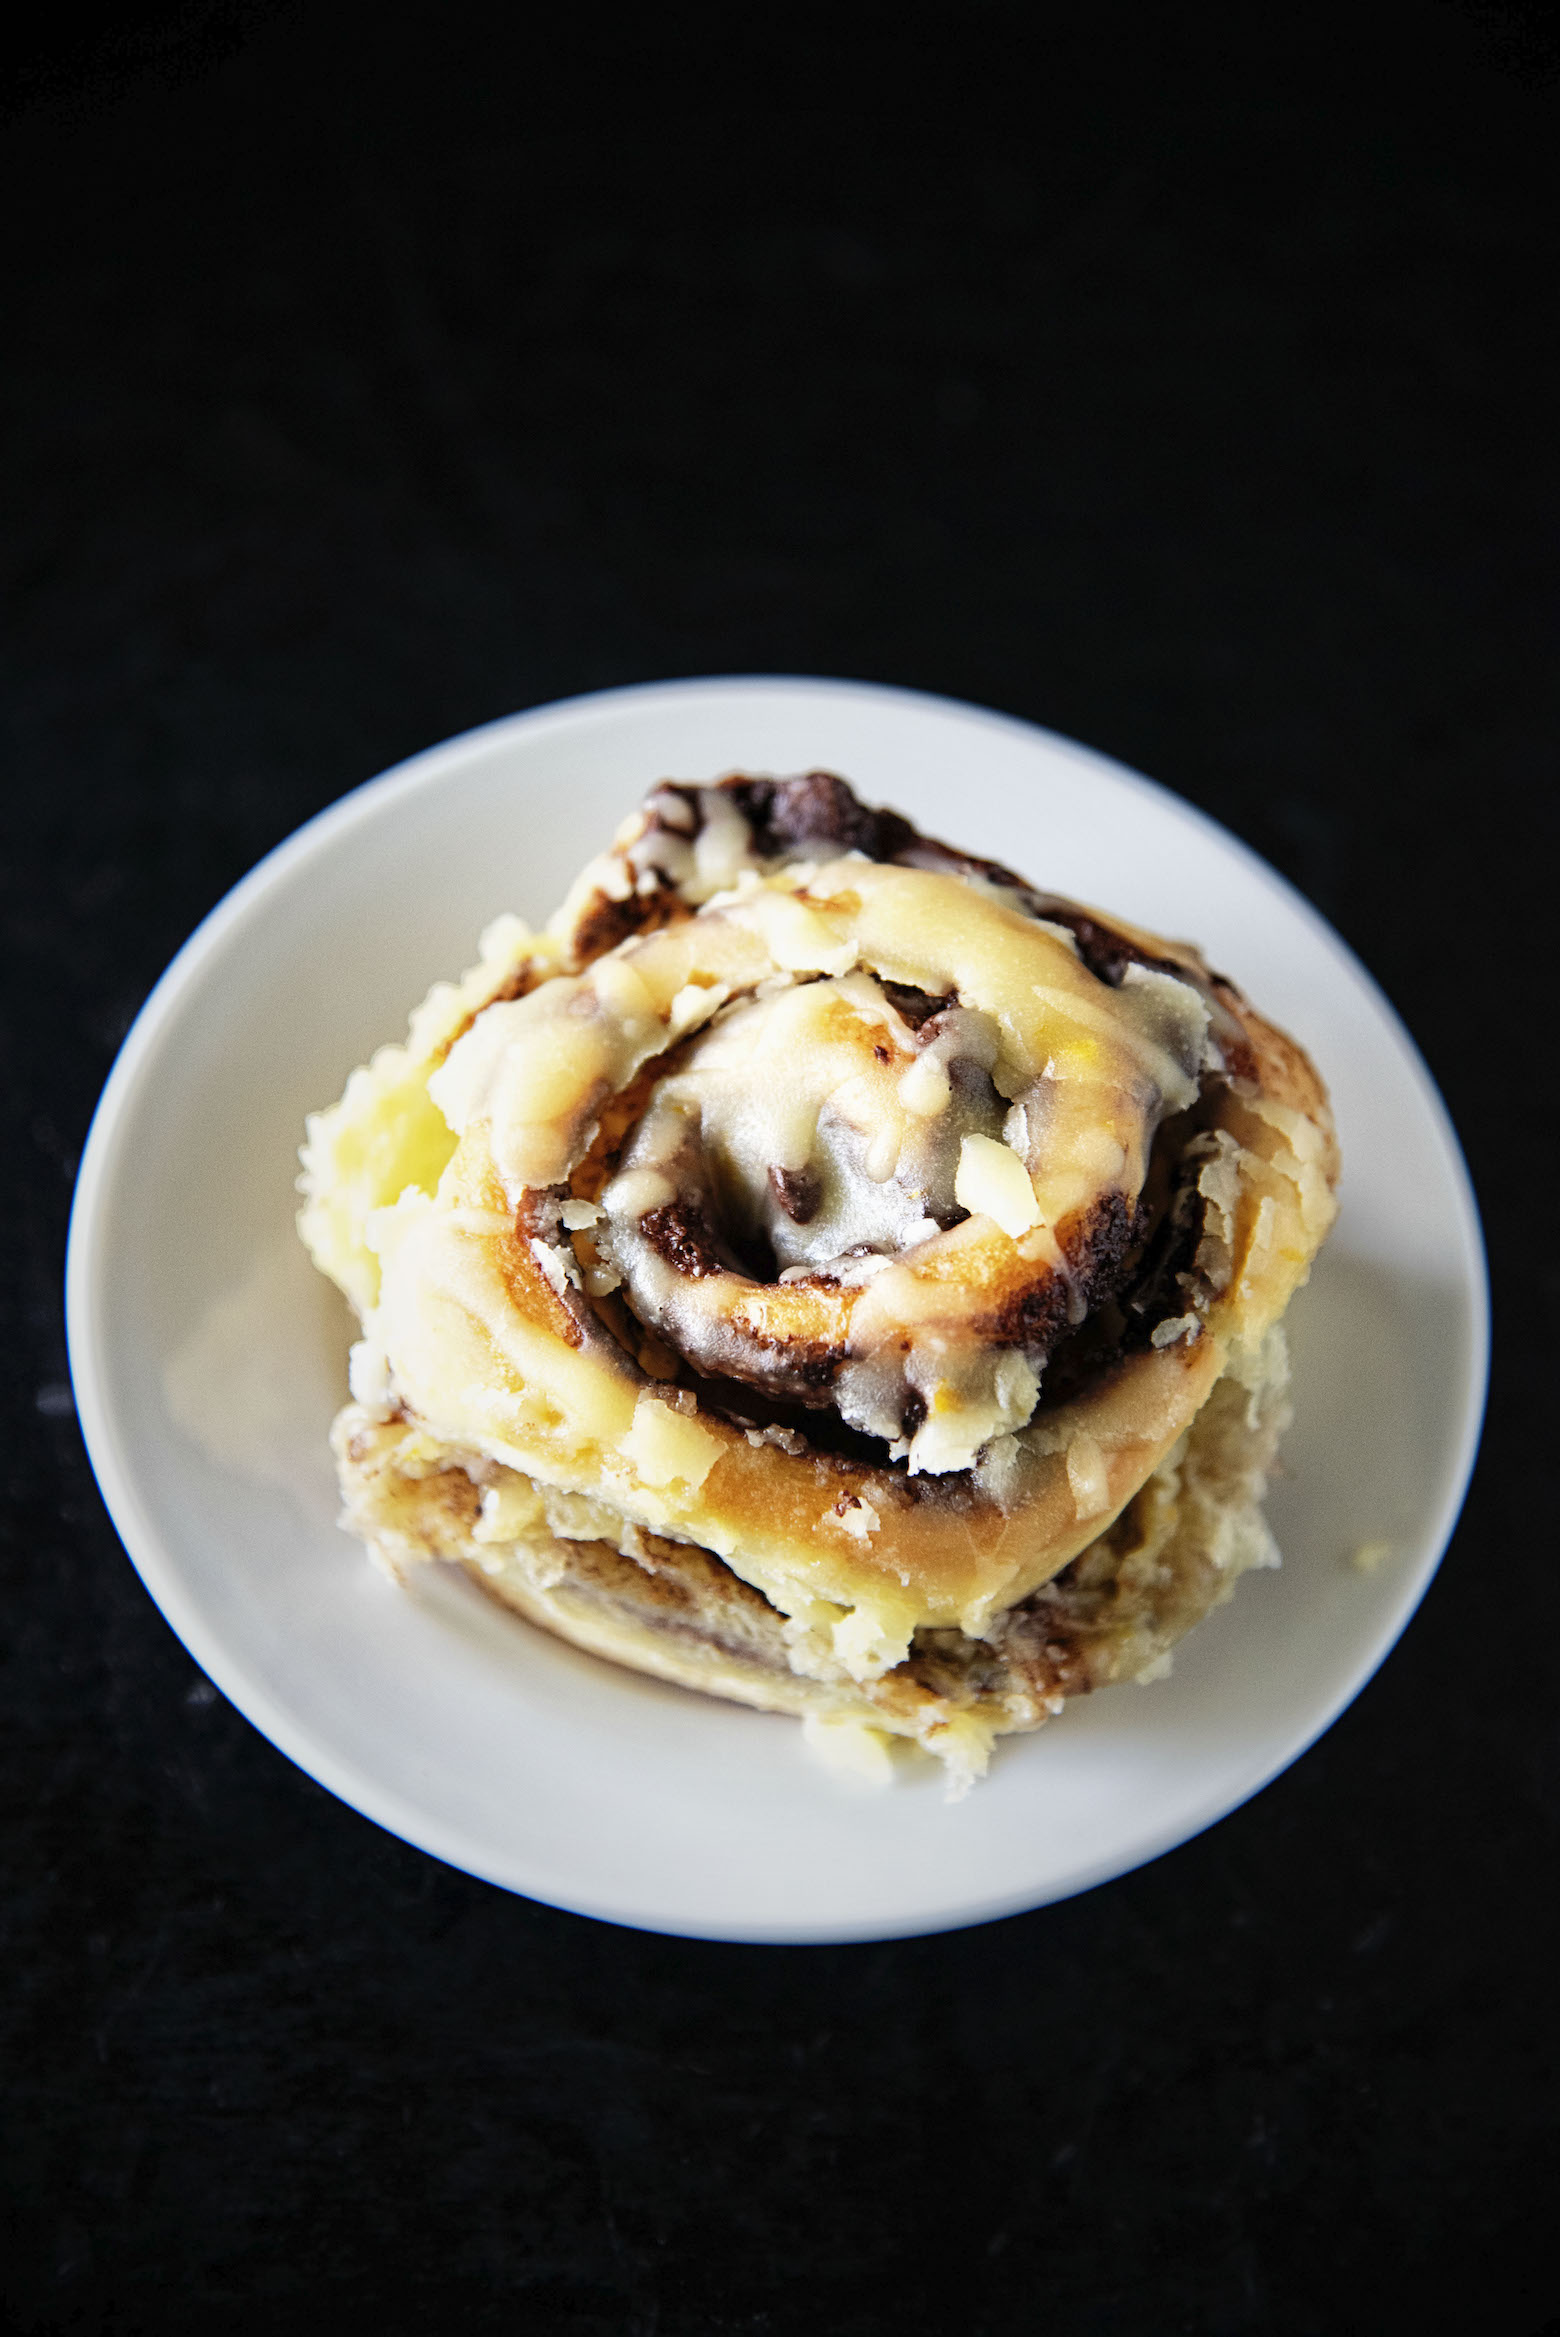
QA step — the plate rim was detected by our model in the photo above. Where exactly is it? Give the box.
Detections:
[64,674,1491,1941]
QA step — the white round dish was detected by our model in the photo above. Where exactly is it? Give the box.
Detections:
[66,677,1487,1943]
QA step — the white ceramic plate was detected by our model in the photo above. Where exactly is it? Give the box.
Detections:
[66,678,1487,1942]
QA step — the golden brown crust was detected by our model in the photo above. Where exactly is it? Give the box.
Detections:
[332,1332,1290,1780]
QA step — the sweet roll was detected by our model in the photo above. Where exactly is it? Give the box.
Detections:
[299,773,1338,1783]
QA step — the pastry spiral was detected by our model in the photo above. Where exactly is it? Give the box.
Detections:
[300,773,1338,1783]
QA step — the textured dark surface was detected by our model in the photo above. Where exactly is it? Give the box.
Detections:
[3,5,1558,2331]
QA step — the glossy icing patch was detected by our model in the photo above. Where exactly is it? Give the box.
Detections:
[430,849,1214,1475]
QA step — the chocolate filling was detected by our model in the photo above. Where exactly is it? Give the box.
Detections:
[630,771,1227,1008]
[637,1197,730,1281]
[879,980,956,1031]
[715,771,924,865]
[565,773,1237,1473]
[571,885,673,962]
[590,1101,1217,1459]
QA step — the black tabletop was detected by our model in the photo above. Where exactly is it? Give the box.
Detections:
[4,6,1557,2331]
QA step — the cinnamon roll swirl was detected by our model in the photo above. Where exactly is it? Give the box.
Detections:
[299,773,1338,1785]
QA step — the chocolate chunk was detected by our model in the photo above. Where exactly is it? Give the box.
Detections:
[637,1198,727,1279]
[716,772,921,864]
[879,980,956,1031]
[1023,900,1190,989]
[768,1165,821,1224]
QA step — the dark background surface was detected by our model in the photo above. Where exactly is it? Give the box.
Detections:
[3,4,1557,2330]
